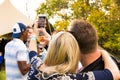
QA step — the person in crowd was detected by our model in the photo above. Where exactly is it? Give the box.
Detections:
[27,23,120,80]
[26,26,33,48]
[33,20,51,60]
[0,52,3,70]
[37,43,47,60]
[4,22,30,80]
[35,14,54,35]
[68,19,120,72]
[26,25,47,63]
[0,38,8,59]
[33,14,54,49]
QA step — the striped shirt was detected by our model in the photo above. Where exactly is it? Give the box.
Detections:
[4,38,29,80]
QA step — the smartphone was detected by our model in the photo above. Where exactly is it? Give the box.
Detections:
[38,14,46,28]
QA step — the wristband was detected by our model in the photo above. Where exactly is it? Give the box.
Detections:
[30,36,37,41]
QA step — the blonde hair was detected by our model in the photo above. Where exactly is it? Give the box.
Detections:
[44,31,80,74]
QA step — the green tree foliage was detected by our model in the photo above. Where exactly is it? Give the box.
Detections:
[36,0,72,29]
[36,0,120,54]
[71,0,91,19]
[36,0,69,17]
[88,0,120,54]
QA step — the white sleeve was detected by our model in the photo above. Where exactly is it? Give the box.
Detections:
[16,48,28,61]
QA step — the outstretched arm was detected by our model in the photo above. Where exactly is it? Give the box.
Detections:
[101,50,120,80]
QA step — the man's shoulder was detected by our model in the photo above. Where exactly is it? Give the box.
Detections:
[81,55,120,72]
[81,56,104,72]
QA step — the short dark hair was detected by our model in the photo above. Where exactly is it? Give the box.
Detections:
[69,19,98,54]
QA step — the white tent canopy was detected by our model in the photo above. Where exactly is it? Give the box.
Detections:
[0,0,33,36]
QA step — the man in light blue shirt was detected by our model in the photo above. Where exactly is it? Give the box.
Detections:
[5,22,30,80]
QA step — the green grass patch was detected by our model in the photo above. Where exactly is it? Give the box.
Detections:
[0,70,6,80]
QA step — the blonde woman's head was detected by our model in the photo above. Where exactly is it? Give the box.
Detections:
[44,31,80,74]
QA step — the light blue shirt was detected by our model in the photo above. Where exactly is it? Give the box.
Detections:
[4,38,28,80]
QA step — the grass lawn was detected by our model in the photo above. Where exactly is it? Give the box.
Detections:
[0,70,6,80]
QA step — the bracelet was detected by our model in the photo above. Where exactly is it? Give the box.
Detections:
[30,36,37,41]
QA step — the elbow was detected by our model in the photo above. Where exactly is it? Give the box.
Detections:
[112,70,120,80]
[21,69,29,75]
[117,72,120,80]
[20,66,30,75]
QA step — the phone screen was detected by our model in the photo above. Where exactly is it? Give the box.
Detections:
[38,17,46,28]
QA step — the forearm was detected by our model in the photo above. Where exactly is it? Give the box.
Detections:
[101,50,120,80]
[27,51,43,80]
[18,61,30,75]
[29,37,37,52]
[105,56,120,80]
[22,64,30,75]
[44,31,51,39]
